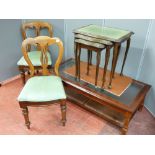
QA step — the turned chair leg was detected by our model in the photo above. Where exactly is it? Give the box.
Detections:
[22,107,30,129]
[60,100,67,126]
[20,70,25,85]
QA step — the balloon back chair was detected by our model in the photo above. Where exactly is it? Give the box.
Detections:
[17,21,53,84]
[18,36,67,129]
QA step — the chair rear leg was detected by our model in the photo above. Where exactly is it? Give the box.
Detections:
[20,70,25,85]
[60,100,67,126]
[22,107,30,129]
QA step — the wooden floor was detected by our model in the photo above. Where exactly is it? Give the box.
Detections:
[0,77,155,135]
[64,61,133,96]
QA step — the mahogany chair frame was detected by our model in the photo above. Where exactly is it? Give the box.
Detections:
[19,21,53,84]
[19,36,66,129]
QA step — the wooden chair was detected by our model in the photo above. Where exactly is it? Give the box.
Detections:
[17,36,67,129]
[17,21,53,84]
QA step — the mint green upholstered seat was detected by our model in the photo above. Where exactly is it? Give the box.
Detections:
[18,76,66,102]
[17,51,52,66]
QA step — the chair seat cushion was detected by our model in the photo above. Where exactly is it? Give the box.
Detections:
[18,76,66,102]
[17,51,52,66]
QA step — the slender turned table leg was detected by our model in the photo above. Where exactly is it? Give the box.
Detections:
[95,51,101,86]
[77,44,81,81]
[108,43,120,89]
[74,42,78,78]
[87,50,91,75]
[22,107,30,129]
[90,50,92,65]
[60,100,67,126]
[112,44,121,78]
[102,46,110,88]
[120,38,131,76]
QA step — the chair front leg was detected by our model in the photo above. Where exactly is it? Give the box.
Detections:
[22,107,30,129]
[20,70,26,85]
[60,100,67,126]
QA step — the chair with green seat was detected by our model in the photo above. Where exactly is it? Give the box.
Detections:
[18,36,67,129]
[17,21,53,84]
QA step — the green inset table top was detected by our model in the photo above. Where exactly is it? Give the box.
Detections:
[75,39,105,49]
[75,34,113,46]
[74,25,134,42]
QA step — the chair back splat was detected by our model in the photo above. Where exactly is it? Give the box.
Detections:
[21,21,53,39]
[21,21,53,52]
[21,36,63,76]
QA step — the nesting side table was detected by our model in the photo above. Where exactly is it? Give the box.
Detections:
[74,25,134,89]
[74,37,113,87]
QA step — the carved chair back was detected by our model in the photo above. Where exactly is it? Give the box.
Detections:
[21,21,53,39]
[21,21,53,51]
[21,36,64,76]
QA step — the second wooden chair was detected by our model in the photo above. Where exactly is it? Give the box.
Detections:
[17,21,53,84]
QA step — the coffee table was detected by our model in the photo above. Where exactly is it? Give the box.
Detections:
[60,59,151,134]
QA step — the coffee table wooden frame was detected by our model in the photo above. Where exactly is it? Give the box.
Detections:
[61,59,151,135]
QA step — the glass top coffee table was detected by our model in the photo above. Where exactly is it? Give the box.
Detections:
[60,59,151,134]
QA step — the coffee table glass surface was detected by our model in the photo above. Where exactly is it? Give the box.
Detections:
[60,59,149,109]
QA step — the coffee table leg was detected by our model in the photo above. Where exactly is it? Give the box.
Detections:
[121,127,128,135]
[121,112,131,135]
[95,51,101,86]
[138,98,145,112]
[102,46,110,88]
[108,43,119,89]
[120,38,131,76]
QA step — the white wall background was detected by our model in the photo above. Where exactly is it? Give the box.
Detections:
[137,20,155,116]
[0,19,22,81]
